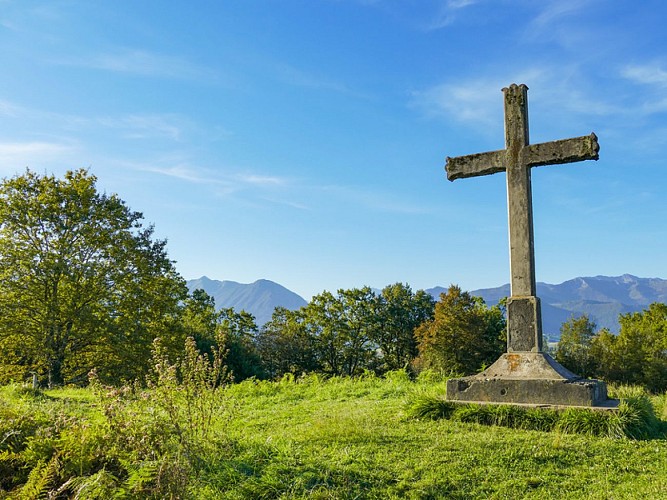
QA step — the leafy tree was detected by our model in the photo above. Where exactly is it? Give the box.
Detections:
[181,289,219,357]
[305,287,377,376]
[305,290,350,376]
[337,287,379,375]
[589,328,618,381]
[217,307,263,381]
[554,315,598,378]
[372,283,435,372]
[612,303,667,391]
[256,307,319,379]
[0,169,187,386]
[413,285,505,375]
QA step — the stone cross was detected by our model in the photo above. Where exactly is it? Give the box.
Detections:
[445,84,599,353]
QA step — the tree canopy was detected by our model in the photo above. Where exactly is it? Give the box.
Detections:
[413,285,506,375]
[555,304,667,392]
[0,169,187,386]
[554,315,598,378]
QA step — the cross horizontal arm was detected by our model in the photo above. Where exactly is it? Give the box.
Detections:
[521,133,599,168]
[446,149,506,181]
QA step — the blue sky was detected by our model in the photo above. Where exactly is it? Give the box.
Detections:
[1,0,666,300]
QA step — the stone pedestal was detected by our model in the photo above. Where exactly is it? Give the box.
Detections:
[507,296,542,352]
[446,352,611,407]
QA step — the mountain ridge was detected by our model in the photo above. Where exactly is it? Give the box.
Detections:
[432,274,667,338]
[186,276,307,326]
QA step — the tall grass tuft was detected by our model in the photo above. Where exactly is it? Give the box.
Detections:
[616,395,662,439]
[407,394,457,420]
[556,408,619,437]
[406,392,665,439]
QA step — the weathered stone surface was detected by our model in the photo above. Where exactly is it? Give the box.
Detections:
[507,296,542,352]
[443,84,611,407]
[447,353,611,406]
[446,376,609,407]
[522,133,599,167]
[478,352,578,380]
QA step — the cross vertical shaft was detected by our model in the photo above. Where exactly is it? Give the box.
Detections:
[503,84,537,298]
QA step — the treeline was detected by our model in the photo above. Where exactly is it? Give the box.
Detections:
[554,304,667,392]
[0,169,505,387]
[1,169,665,392]
[184,283,505,382]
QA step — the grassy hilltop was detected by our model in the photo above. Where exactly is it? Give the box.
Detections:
[2,372,667,499]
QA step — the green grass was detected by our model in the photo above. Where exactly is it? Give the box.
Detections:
[1,372,667,499]
[406,391,664,439]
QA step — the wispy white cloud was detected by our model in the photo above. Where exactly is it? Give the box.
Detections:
[411,69,547,126]
[0,0,18,31]
[140,164,217,184]
[425,0,481,31]
[55,48,218,81]
[622,64,667,87]
[0,99,22,117]
[97,114,188,140]
[259,197,310,211]
[134,159,426,214]
[0,98,196,142]
[412,67,618,129]
[618,63,667,118]
[0,19,17,31]
[318,184,431,214]
[530,0,592,28]
[0,141,78,173]
[137,162,291,193]
[351,0,481,32]
[235,174,286,187]
[523,0,598,47]
[411,78,502,126]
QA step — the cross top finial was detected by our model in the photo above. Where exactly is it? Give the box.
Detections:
[502,83,528,92]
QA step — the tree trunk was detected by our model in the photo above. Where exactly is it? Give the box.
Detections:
[48,356,64,388]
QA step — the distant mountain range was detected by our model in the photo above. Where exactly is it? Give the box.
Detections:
[428,274,667,338]
[186,277,307,326]
[188,274,667,337]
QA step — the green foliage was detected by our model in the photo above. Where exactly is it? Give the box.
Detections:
[217,308,263,381]
[304,287,378,376]
[182,289,263,382]
[181,288,219,357]
[256,283,434,379]
[0,332,233,498]
[0,169,187,386]
[565,303,667,392]
[555,314,598,377]
[589,327,618,380]
[406,394,457,420]
[256,307,320,378]
[19,455,61,499]
[612,303,667,392]
[413,285,506,375]
[371,283,435,372]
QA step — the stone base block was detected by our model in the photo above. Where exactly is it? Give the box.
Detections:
[446,376,609,407]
